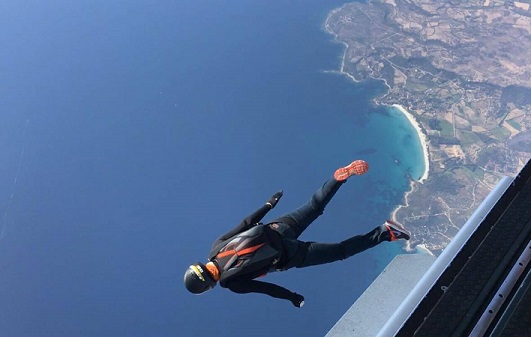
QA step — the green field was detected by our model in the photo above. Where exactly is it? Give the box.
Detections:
[490,127,512,141]
[506,119,521,131]
[459,130,484,147]
[439,119,454,137]
[460,165,485,181]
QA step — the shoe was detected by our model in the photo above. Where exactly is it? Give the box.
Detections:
[334,160,369,181]
[379,220,410,241]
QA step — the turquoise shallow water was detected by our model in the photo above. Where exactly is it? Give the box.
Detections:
[386,106,427,182]
[0,1,426,336]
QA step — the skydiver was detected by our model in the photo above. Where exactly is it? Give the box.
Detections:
[183,160,410,307]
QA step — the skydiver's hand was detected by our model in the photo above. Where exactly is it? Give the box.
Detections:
[290,293,305,308]
[266,191,283,209]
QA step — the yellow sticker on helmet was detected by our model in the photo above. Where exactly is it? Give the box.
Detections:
[190,265,205,282]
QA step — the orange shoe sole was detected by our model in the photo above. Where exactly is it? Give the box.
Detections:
[334,160,369,181]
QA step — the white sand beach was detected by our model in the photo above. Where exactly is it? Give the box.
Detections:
[392,104,430,183]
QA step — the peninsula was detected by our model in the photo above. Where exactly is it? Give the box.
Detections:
[326,0,531,254]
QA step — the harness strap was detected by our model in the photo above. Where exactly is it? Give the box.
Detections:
[217,236,265,270]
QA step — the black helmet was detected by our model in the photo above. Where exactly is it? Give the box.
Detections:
[184,262,217,294]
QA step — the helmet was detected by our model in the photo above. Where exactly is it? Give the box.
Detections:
[184,262,217,294]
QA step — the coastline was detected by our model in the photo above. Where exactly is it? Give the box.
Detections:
[324,6,360,83]
[326,10,430,183]
[391,180,413,226]
[390,181,430,254]
[326,6,431,254]
[324,6,395,91]
[392,104,430,183]
[388,103,432,254]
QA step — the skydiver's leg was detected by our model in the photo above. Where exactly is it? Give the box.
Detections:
[293,226,383,268]
[270,177,344,240]
[270,160,368,240]
[285,222,410,268]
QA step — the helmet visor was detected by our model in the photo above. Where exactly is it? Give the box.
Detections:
[184,263,216,294]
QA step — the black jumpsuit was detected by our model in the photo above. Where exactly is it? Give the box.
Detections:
[208,176,385,303]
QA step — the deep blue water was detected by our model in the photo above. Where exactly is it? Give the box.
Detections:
[0,1,424,336]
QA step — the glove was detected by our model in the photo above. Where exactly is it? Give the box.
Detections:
[290,293,305,308]
[266,191,283,209]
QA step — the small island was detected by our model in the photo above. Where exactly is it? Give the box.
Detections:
[326,0,531,254]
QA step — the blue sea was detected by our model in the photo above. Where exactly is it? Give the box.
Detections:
[0,1,425,336]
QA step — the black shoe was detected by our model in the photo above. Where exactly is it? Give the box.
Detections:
[379,220,410,241]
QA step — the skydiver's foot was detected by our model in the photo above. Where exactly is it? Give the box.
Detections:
[379,220,411,242]
[334,160,369,181]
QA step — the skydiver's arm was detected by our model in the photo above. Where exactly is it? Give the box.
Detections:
[215,204,271,243]
[215,191,283,242]
[226,279,304,307]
